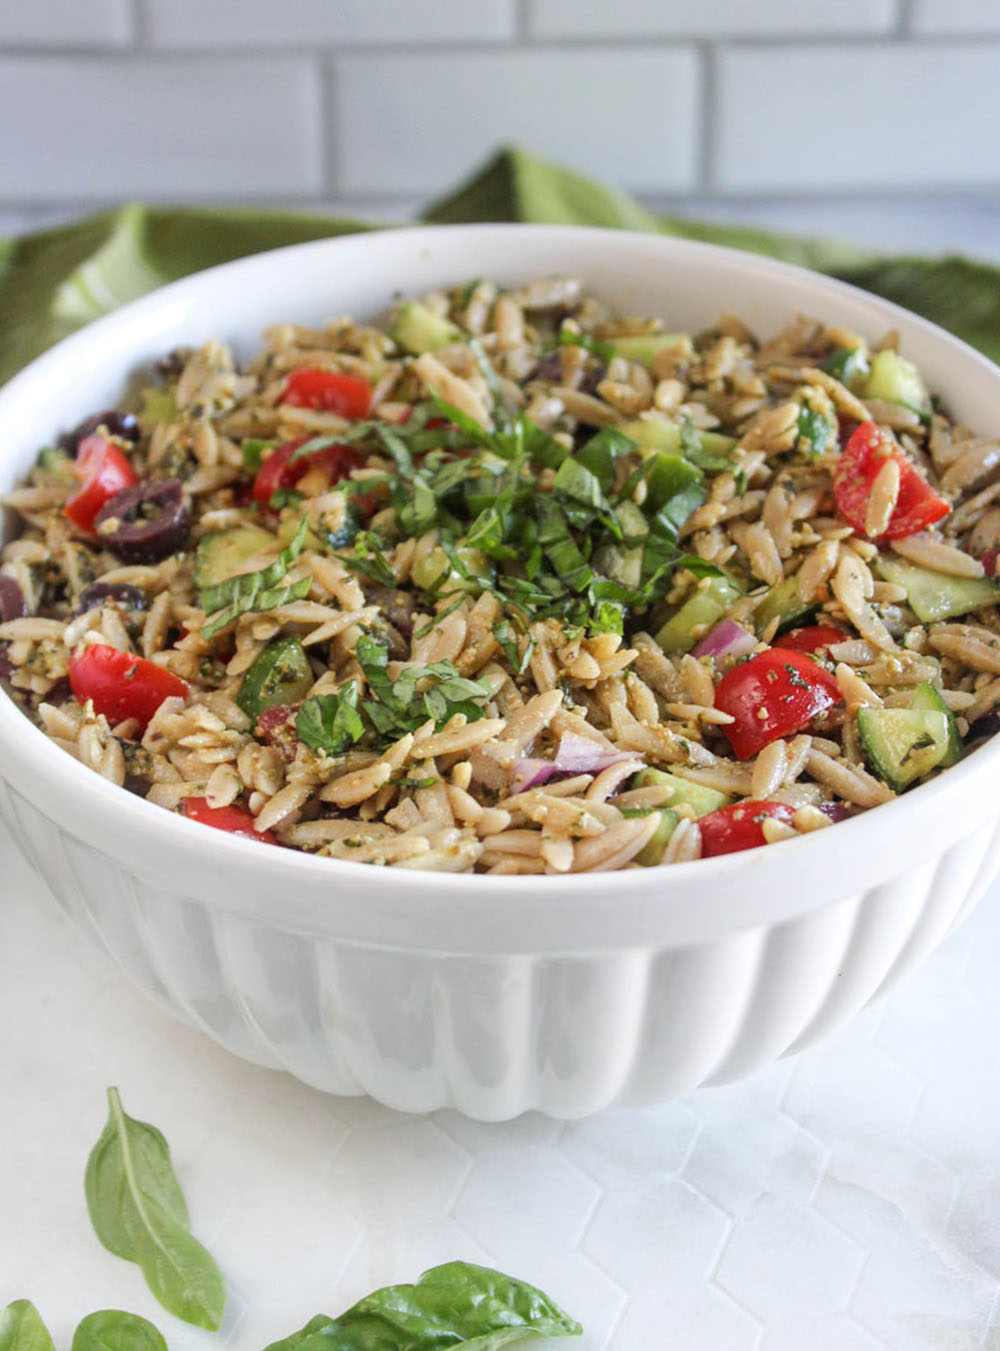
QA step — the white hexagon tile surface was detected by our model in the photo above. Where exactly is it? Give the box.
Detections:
[2,815,999,1351]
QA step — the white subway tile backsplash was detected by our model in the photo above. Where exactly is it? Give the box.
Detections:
[0,57,324,200]
[0,0,132,47]
[143,0,515,49]
[911,0,1000,34]
[332,49,700,197]
[715,44,1000,191]
[528,0,897,39]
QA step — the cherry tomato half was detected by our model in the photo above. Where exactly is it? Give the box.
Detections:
[251,437,368,507]
[283,368,372,419]
[714,648,841,760]
[69,643,189,730]
[699,801,796,857]
[772,624,846,655]
[180,797,277,844]
[833,421,949,541]
[64,433,138,534]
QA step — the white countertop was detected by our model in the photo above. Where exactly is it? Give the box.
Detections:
[2,814,999,1351]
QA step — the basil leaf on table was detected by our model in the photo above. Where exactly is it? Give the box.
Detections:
[263,1260,582,1351]
[0,1301,55,1351]
[84,1087,226,1331]
[71,1312,167,1351]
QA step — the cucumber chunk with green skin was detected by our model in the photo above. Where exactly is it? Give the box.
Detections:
[237,636,314,722]
[614,499,649,542]
[875,557,1000,622]
[864,349,931,416]
[909,681,962,767]
[857,706,950,791]
[607,333,693,366]
[619,419,736,459]
[594,542,644,589]
[630,808,680,865]
[194,523,276,589]
[634,767,732,816]
[753,575,817,636]
[390,301,462,354]
[655,575,743,654]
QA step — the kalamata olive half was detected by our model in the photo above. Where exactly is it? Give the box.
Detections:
[60,409,140,451]
[0,575,26,622]
[76,582,148,615]
[94,478,190,563]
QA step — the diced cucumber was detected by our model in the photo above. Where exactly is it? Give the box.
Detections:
[594,542,644,589]
[236,637,315,722]
[614,499,649,542]
[634,767,732,816]
[654,576,742,654]
[864,349,931,416]
[607,333,693,367]
[633,809,680,866]
[193,523,276,589]
[619,419,736,459]
[138,386,178,432]
[389,301,462,355]
[411,545,487,591]
[909,682,962,768]
[857,706,951,791]
[875,557,1000,622]
[753,575,816,636]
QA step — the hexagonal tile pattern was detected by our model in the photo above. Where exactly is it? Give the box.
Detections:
[3,814,1000,1351]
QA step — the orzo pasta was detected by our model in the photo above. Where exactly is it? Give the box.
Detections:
[3,279,999,873]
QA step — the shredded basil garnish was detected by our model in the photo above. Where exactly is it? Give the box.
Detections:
[296,681,365,755]
[199,518,309,640]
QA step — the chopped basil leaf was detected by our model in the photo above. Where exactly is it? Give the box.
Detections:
[355,633,493,742]
[199,518,309,640]
[797,405,837,456]
[556,328,615,363]
[240,438,274,472]
[268,487,303,510]
[345,531,396,586]
[296,681,365,755]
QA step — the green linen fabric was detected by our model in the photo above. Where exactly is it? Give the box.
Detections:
[3,146,999,385]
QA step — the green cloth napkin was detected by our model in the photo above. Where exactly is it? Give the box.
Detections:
[3,145,999,386]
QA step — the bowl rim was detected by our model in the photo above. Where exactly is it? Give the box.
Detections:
[3,220,1000,925]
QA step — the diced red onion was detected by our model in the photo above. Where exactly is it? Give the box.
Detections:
[692,619,757,661]
[553,731,639,774]
[510,758,558,793]
[510,731,642,792]
[819,802,852,823]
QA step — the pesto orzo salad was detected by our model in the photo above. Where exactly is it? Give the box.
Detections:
[2,276,1000,873]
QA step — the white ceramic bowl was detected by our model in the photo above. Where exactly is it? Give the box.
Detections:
[3,224,1000,1120]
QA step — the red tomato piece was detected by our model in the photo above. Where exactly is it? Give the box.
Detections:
[980,546,999,578]
[699,801,796,858]
[255,702,300,761]
[251,437,367,506]
[772,624,846,655]
[283,368,372,419]
[714,648,841,760]
[181,797,277,844]
[69,643,188,730]
[64,434,138,534]
[833,421,950,541]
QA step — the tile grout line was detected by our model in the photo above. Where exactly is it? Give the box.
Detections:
[697,41,717,194]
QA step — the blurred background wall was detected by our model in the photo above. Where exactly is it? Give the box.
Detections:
[2,0,999,254]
